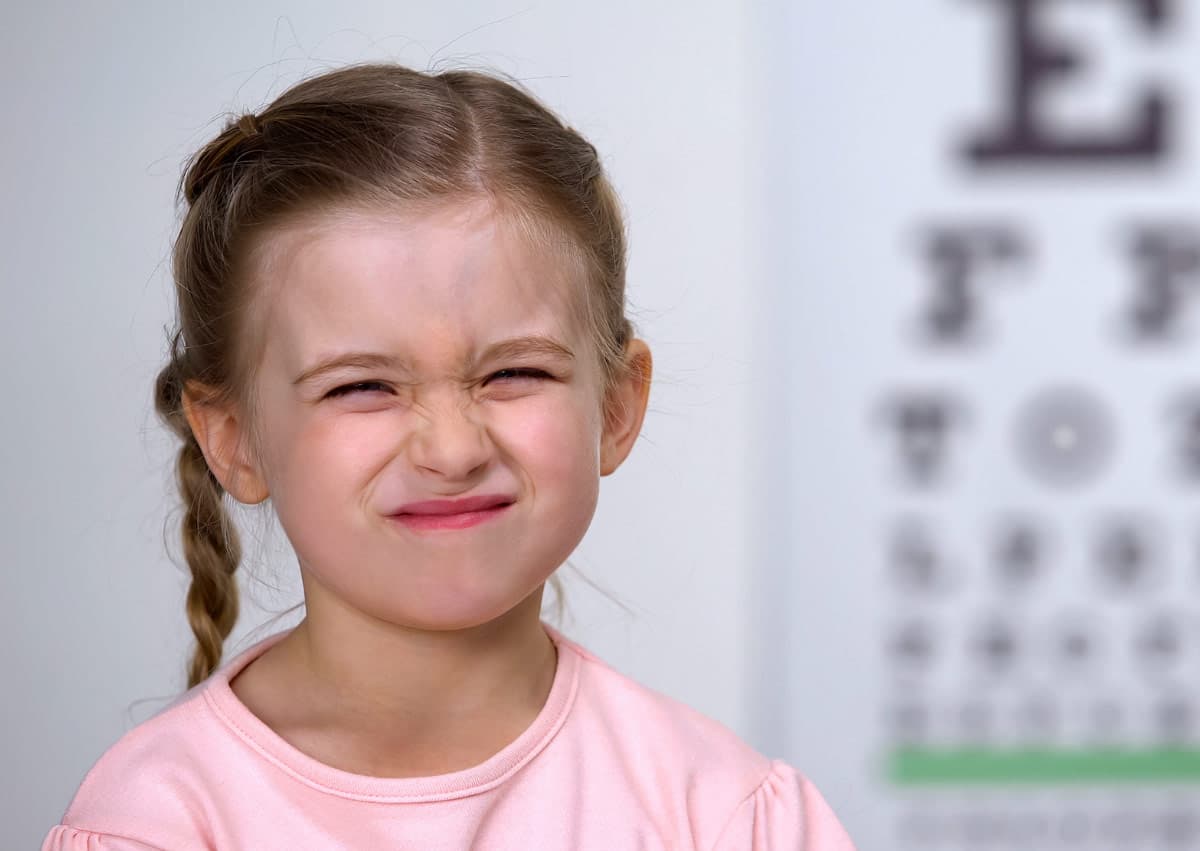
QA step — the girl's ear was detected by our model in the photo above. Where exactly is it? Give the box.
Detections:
[600,339,653,476]
[181,382,270,505]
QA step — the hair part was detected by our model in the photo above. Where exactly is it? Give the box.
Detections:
[154,62,638,687]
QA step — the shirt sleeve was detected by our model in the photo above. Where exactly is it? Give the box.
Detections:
[710,760,858,851]
[41,825,167,851]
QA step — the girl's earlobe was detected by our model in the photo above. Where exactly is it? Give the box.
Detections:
[599,340,653,476]
[181,384,271,504]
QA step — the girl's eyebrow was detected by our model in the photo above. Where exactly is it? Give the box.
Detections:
[292,352,405,387]
[483,335,576,364]
[292,335,576,386]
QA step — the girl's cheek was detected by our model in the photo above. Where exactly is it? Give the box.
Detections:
[272,409,399,490]
[495,397,599,472]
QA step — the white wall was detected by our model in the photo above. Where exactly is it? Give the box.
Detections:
[1,2,768,846]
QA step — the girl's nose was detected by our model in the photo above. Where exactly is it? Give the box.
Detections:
[408,395,492,481]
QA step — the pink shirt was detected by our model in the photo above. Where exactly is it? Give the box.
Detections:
[43,624,857,850]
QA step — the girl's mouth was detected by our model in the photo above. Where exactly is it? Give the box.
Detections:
[388,496,515,532]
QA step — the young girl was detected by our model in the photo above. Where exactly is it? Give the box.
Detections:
[43,62,856,850]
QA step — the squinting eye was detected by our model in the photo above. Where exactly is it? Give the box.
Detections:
[325,381,392,399]
[487,368,550,384]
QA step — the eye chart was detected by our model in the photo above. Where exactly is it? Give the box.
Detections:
[759,2,1200,848]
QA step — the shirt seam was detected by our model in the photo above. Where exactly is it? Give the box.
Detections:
[705,759,783,851]
[201,648,581,803]
[52,822,171,850]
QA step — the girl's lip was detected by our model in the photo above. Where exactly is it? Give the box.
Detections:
[388,502,512,531]
[391,494,515,516]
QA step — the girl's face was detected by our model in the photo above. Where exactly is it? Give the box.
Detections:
[240,199,625,631]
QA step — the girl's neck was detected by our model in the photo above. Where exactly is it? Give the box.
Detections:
[230,589,558,777]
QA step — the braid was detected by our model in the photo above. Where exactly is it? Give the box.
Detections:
[178,436,242,687]
[155,357,243,688]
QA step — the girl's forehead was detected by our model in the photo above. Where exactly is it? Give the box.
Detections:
[250,200,590,366]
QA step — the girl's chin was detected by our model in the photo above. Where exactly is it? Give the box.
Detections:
[356,586,551,633]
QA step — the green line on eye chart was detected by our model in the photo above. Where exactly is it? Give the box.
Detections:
[889,747,1200,786]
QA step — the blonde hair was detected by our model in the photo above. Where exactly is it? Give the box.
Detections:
[153,63,638,688]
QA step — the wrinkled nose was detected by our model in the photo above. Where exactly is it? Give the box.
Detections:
[409,395,492,481]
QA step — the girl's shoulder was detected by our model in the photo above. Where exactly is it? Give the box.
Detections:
[44,679,227,849]
[552,629,858,849]
[43,633,290,850]
[558,628,772,783]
